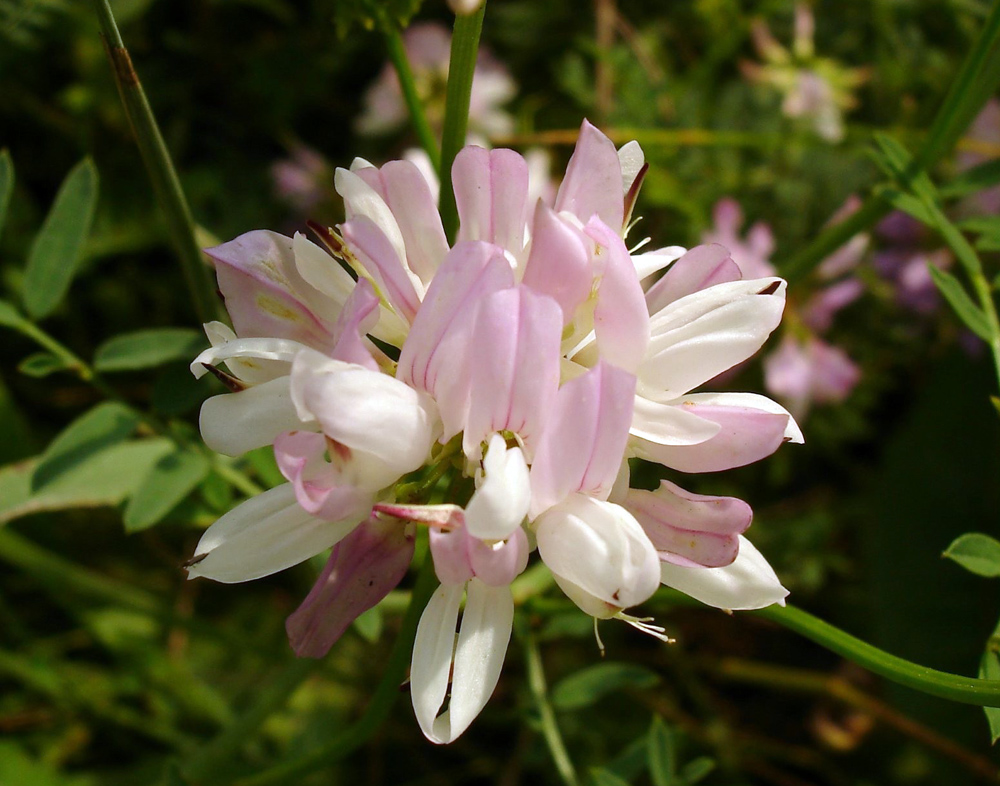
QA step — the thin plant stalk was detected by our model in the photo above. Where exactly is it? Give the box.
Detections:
[437,3,487,242]
[522,621,581,786]
[92,0,220,325]
[384,27,441,171]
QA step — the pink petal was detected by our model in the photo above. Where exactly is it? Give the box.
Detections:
[625,480,752,568]
[330,278,380,370]
[429,527,475,585]
[453,147,529,257]
[463,286,563,459]
[555,120,624,230]
[273,430,375,520]
[468,527,529,587]
[373,502,465,529]
[645,244,742,315]
[340,215,421,323]
[631,400,791,473]
[585,217,650,374]
[397,242,514,440]
[206,230,335,350]
[520,201,593,324]
[530,361,636,516]
[286,515,414,657]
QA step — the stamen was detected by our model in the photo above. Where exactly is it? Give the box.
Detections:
[593,617,606,657]
[628,235,652,254]
[615,612,676,644]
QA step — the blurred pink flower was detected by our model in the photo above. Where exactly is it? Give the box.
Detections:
[270,145,331,212]
[702,198,776,278]
[957,98,1000,216]
[357,22,516,139]
[764,335,861,419]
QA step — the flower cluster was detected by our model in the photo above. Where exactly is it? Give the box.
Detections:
[186,121,801,743]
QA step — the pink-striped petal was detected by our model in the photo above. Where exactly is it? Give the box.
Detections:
[585,217,649,374]
[530,361,636,516]
[286,515,414,657]
[520,201,593,324]
[555,120,624,230]
[625,480,752,568]
[340,216,422,323]
[645,244,742,315]
[463,286,563,459]
[453,147,529,257]
[330,278,380,371]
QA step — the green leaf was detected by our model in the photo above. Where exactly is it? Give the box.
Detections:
[0,440,174,526]
[941,158,1000,199]
[123,448,211,532]
[94,328,205,372]
[551,662,661,710]
[589,768,633,786]
[353,606,383,643]
[32,402,141,491]
[200,470,234,512]
[943,533,1000,577]
[878,187,936,225]
[647,716,676,786]
[872,134,936,200]
[980,643,1000,743]
[17,352,73,378]
[680,757,716,784]
[23,158,99,319]
[0,299,34,335]
[926,266,993,341]
[0,150,13,241]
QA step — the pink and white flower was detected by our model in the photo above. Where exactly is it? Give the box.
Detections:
[188,119,799,744]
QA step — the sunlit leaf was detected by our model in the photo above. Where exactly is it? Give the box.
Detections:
[551,662,661,710]
[680,757,716,784]
[943,533,1000,577]
[926,266,993,341]
[32,402,141,491]
[23,158,99,319]
[123,448,211,532]
[94,328,205,372]
[17,352,72,378]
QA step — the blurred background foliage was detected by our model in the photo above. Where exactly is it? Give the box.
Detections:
[1,0,1000,784]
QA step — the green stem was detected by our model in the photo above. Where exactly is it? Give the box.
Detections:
[520,620,581,786]
[384,27,441,171]
[437,3,487,242]
[92,0,220,325]
[780,0,1000,283]
[232,554,439,786]
[752,603,1000,708]
[183,658,319,782]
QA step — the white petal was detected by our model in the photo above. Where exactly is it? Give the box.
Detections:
[633,246,687,281]
[411,583,464,743]
[187,484,364,583]
[334,167,408,269]
[446,581,513,741]
[677,392,804,444]
[630,395,721,446]
[190,336,307,383]
[617,140,645,195]
[659,535,788,610]
[199,376,304,457]
[465,435,531,540]
[292,232,356,310]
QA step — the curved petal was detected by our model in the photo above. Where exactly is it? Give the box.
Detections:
[632,246,687,282]
[640,278,786,400]
[625,480,752,568]
[186,484,363,583]
[555,120,624,230]
[397,242,514,440]
[463,286,563,459]
[286,515,414,657]
[530,362,636,516]
[292,232,356,312]
[679,392,804,443]
[644,244,742,315]
[191,332,306,383]
[411,583,464,741]
[659,535,788,610]
[535,495,660,614]
[630,395,721,447]
[585,217,650,374]
[520,202,593,324]
[454,147,530,259]
[465,435,531,540]
[335,167,408,269]
[341,215,422,323]
[207,230,335,349]
[617,140,645,196]
[468,528,529,587]
[330,278,380,370]
[199,376,304,457]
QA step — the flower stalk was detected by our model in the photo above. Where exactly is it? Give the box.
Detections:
[437,2,487,241]
[384,26,442,171]
[92,0,220,325]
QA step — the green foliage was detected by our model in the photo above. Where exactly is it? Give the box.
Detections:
[17,351,72,377]
[926,265,992,340]
[123,447,210,532]
[333,0,423,38]
[0,149,12,240]
[943,533,1000,578]
[93,328,206,372]
[551,662,661,711]
[23,158,99,319]
[647,716,676,786]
